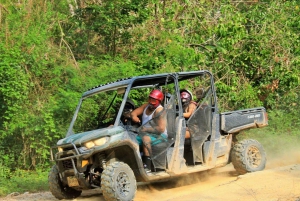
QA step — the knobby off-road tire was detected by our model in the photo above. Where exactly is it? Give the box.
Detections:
[48,165,82,200]
[101,161,136,201]
[231,139,266,175]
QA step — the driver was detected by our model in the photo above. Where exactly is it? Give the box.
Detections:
[130,89,167,172]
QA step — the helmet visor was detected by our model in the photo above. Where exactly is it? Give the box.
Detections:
[180,91,190,99]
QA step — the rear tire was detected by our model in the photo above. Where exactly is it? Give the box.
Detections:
[101,161,136,201]
[48,165,82,200]
[231,139,266,175]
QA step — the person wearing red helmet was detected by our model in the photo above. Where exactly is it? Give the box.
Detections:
[180,89,197,139]
[131,89,167,173]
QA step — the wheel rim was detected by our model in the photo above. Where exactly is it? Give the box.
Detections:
[247,145,261,168]
[116,171,131,197]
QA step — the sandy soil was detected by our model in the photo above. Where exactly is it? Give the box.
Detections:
[2,148,300,201]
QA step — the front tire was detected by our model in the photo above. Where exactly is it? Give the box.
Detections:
[231,139,266,175]
[101,161,136,201]
[48,165,82,200]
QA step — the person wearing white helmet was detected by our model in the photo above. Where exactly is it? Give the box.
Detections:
[180,89,197,139]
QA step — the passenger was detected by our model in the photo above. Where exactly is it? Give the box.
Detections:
[130,89,167,172]
[180,89,197,139]
[195,87,206,103]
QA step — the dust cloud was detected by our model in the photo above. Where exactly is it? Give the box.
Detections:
[261,135,300,169]
[135,134,300,201]
[2,135,300,201]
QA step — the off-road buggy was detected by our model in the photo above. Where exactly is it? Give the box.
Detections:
[49,70,268,201]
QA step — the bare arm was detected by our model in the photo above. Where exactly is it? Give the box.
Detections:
[131,103,148,123]
[154,107,166,133]
[183,103,197,118]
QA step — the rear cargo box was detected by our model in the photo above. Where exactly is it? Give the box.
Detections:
[220,107,268,133]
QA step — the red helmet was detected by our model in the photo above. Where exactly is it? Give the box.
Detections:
[149,89,164,102]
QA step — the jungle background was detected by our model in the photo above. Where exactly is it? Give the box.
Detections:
[0,0,299,196]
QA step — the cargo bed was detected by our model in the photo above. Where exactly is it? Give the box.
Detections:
[220,107,268,133]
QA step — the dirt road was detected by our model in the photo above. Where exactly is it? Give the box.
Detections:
[2,149,300,201]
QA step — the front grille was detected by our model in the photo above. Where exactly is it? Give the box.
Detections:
[63,146,75,151]
[62,158,77,170]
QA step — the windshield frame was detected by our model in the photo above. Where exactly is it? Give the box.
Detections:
[65,71,217,137]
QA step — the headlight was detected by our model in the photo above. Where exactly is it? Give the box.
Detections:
[58,147,63,152]
[84,141,95,149]
[94,138,107,146]
[83,137,108,149]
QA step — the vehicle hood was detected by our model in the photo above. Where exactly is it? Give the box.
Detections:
[57,126,125,146]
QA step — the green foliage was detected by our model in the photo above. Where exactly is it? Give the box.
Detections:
[63,0,150,58]
[0,168,49,196]
[0,1,299,195]
[266,109,300,136]
[0,2,84,170]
